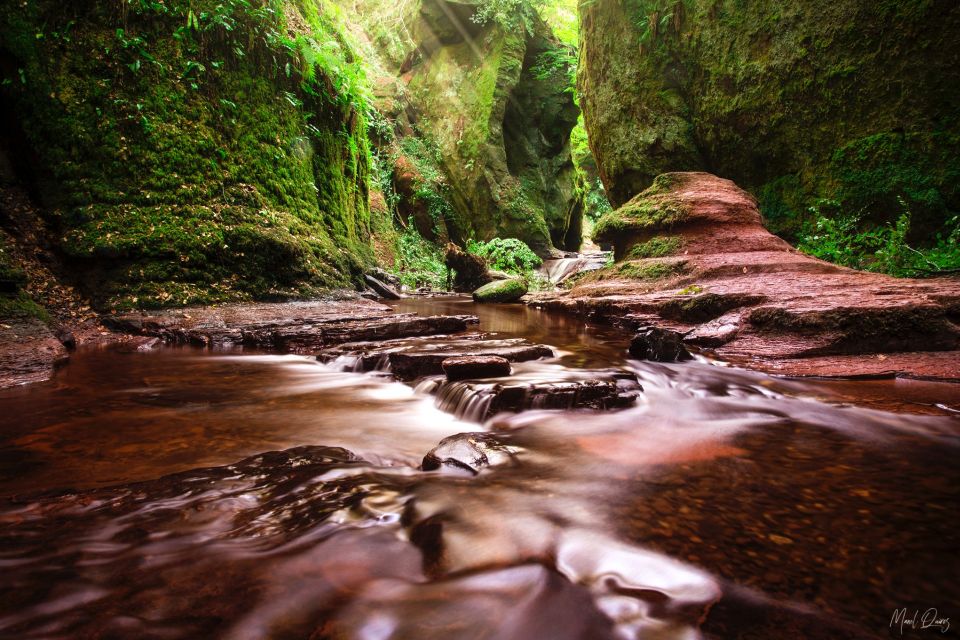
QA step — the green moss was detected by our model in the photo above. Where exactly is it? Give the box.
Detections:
[617,259,687,280]
[571,258,688,285]
[627,236,682,259]
[593,190,689,243]
[579,0,960,242]
[0,291,50,322]
[0,0,373,309]
[472,277,528,303]
[676,284,704,295]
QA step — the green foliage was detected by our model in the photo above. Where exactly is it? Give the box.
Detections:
[396,136,455,233]
[627,235,681,259]
[391,224,448,290]
[467,237,543,274]
[797,200,960,277]
[531,46,576,94]
[471,0,545,32]
[0,0,374,308]
[631,0,687,53]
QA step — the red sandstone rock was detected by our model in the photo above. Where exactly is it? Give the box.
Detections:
[532,172,960,381]
[104,300,477,353]
[442,355,512,381]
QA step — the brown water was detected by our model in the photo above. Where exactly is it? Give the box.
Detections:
[0,297,958,639]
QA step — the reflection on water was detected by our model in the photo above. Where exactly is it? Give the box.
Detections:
[0,296,957,639]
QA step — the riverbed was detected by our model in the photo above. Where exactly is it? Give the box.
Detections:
[0,297,957,639]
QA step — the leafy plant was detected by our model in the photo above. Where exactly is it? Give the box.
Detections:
[471,0,545,32]
[391,223,448,290]
[797,199,960,277]
[467,237,543,274]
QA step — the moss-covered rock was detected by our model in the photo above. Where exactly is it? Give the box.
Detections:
[0,0,373,309]
[578,0,960,239]
[347,0,581,256]
[472,277,528,303]
[593,174,690,256]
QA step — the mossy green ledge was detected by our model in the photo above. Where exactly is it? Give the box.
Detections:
[592,174,690,259]
[0,0,373,310]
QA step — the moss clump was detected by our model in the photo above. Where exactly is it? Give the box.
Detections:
[0,0,373,309]
[627,236,682,259]
[676,284,704,295]
[571,258,688,286]
[592,181,689,245]
[472,277,528,303]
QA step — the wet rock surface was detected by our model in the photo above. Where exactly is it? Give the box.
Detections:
[0,316,69,389]
[104,300,474,353]
[421,432,519,474]
[320,335,554,380]
[442,355,512,381]
[533,172,960,380]
[363,274,403,300]
[418,364,644,421]
[445,243,492,292]
[629,327,692,362]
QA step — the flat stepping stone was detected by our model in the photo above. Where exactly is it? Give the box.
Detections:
[442,355,512,381]
[320,335,554,380]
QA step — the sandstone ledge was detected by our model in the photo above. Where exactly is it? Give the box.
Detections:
[532,173,960,381]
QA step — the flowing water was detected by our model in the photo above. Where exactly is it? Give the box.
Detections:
[0,297,957,639]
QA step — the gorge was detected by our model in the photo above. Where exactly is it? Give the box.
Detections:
[0,0,958,638]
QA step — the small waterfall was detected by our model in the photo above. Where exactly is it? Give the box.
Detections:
[540,252,611,284]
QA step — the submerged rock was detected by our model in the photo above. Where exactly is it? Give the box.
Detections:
[629,327,692,363]
[473,278,528,304]
[421,367,643,421]
[442,355,512,381]
[422,432,519,474]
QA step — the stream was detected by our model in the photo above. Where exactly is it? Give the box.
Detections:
[0,297,957,639]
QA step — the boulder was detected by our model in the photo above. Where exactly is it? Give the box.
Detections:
[442,355,511,381]
[578,0,960,239]
[473,278,528,304]
[105,301,472,353]
[421,432,518,474]
[534,172,960,380]
[629,327,692,363]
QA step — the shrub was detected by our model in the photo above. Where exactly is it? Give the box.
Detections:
[391,223,448,290]
[467,237,543,274]
[797,199,960,277]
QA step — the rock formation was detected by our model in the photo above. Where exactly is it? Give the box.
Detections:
[535,172,960,380]
[578,0,960,238]
[350,0,581,255]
